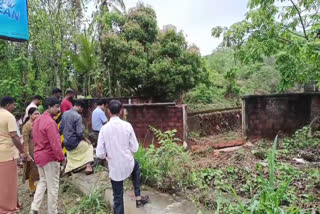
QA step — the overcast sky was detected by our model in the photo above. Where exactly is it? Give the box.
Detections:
[87,0,249,56]
[125,0,249,56]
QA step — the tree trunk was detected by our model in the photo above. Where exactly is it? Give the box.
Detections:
[55,64,61,88]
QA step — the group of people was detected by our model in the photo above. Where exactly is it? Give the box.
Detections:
[0,89,149,214]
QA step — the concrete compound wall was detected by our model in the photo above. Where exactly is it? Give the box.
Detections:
[187,108,242,136]
[242,93,320,139]
[78,98,187,147]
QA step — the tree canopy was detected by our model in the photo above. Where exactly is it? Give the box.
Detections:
[212,0,320,91]
[101,4,208,100]
[1,0,319,110]
[0,1,207,107]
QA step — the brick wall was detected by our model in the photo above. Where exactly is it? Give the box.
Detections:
[311,96,320,119]
[77,97,152,131]
[126,104,186,147]
[187,109,242,136]
[242,93,320,139]
[78,99,186,147]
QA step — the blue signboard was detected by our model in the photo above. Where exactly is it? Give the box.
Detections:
[0,0,29,41]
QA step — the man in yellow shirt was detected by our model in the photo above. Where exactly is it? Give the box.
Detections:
[0,96,25,213]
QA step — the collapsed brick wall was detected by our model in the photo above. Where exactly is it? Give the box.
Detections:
[188,109,242,136]
[78,99,186,147]
[243,93,320,139]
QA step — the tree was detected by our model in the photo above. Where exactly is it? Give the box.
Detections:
[212,0,320,91]
[101,4,208,101]
[70,34,99,97]
[0,0,86,107]
[86,0,127,96]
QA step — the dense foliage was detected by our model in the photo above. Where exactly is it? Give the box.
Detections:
[0,0,92,107]
[0,1,207,107]
[212,0,320,91]
[185,48,281,109]
[101,4,208,100]
[185,0,320,109]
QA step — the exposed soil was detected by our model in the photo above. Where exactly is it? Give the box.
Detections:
[190,131,262,168]
[18,168,83,214]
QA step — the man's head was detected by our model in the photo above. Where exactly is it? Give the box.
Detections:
[32,95,42,106]
[97,99,107,111]
[52,88,62,99]
[108,100,123,116]
[45,97,60,117]
[65,89,75,101]
[0,96,16,112]
[74,100,86,114]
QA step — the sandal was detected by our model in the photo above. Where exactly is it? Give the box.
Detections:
[136,195,149,208]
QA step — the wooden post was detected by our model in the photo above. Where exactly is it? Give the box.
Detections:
[242,99,246,137]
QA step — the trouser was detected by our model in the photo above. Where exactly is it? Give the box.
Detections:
[111,160,141,214]
[31,161,60,214]
[92,131,99,147]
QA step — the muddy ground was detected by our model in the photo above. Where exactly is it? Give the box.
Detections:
[189,130,320,211]
[191,131,257,168]
[18,168,83,214]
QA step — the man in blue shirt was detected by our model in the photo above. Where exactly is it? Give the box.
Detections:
[92,100,108,145]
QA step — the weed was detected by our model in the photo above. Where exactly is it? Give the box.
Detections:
[94,165,107,173]
[137,127,319,212]
[282,126,320,150]
[232,136,301,213]
[188,131,201,139]
[135,127,192,191]
[68,188,111,214]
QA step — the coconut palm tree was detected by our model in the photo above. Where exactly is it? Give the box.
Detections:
[70,34,98,97]
[86,0,126,96]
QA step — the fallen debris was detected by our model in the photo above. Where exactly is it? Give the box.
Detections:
[213,139,246,149]
[293,158,308,164]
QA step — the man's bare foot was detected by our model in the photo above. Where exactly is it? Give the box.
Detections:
[85,164,93,175]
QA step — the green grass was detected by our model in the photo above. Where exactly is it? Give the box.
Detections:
[68,188,111,214]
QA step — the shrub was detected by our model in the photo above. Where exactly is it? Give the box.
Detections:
[69,188,111,214]
[135,127,192,191]
[282,126,320,150]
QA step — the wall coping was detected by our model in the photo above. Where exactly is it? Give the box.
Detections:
[242,92,320,100]
[188,107,241,116]
[123,102,176,107]
[77,96,149,100]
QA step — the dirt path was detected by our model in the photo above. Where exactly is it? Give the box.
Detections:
[18,168,83,214]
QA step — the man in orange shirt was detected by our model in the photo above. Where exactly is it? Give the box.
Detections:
[0,96,25,213]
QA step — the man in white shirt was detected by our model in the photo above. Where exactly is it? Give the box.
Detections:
[96,100,149,214]
[23,95,42,122]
